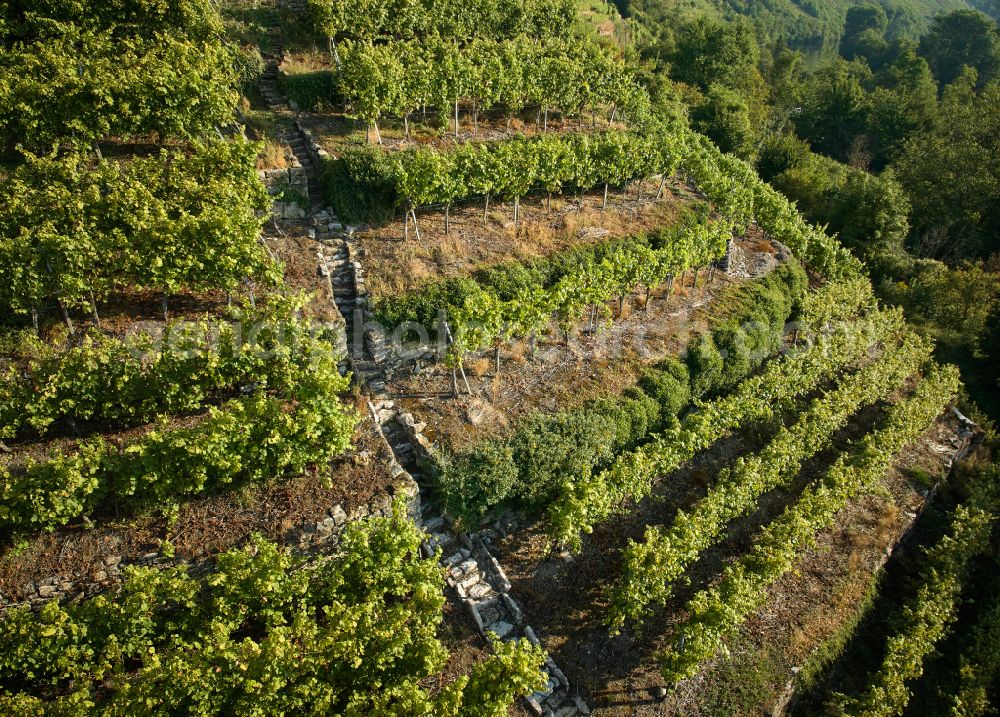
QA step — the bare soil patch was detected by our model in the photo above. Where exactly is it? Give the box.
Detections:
[360,179,694,300]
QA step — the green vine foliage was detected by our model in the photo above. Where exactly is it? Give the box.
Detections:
[307,0,576,42]
[434,263,807,526]
[330,36,642,130]
[606,329,933,632]
[840,489,996,717]
[0,0,240,149]
[0,138,275,316]
[0,301,340,440]
[323,122,862,291]
[327,129,678,221]
[0,506,548,715]
[0,348,358,534]
[655,364,963,688]
[547,306,908,552]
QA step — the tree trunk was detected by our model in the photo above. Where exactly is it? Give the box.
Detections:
[452,366,459,397]
[366,124,370,144]
[547,192,552,212]
[31,306,40,337]
[445,204,450,235]
[495,343,501,375]
[602,183,608,210]
[645,286,651,311]
[589,305,596,333]
[473,100,478,132]
[514,196,519,225]
[529,332,537,360]
[543,107,548,131]
[656,175,666,200]
[484,192,490,226]
[667,275,674,295]
[404,114,410,139]
[454,99,459,138]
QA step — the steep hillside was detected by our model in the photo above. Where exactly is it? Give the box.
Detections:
[618,0,982,55]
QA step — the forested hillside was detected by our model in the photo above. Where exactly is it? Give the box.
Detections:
[618,0,997,56]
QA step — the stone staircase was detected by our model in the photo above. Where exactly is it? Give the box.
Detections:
[262,53,589,717]
[421,508,591,716]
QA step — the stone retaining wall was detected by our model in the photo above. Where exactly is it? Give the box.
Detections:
[3,476,419,611]
[259,162,310,220]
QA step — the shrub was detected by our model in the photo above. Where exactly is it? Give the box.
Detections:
[320,147,397,223]
[687,334,725,397]
[278,69,337,111]
[510,411,618,506]
[638,358,691,417]
[435,442,518,526]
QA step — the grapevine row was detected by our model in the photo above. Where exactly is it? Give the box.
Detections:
[654,364,962,687]
[432,263,806,525]
[0,506,547,714]
[1,0,242,149]
[0,352,358,533]
[331,129,680,220]
[308,0,576,43]
[333,37,643,135]
[798,275,877,332]
[450,219,729,358]
[842,492,996,717]
[0,139,274,319]
[944,563,1000,716]
[605,330,932,631]
[681,133,863,279]
[327,123,862,284]
[374,214,729,361]
[546,308,908,551]
[0,304,335,440]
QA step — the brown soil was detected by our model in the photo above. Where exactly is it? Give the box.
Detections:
[488,401,961,716]
[360,179,694,300]
[390,237,780,452]
[296,108,630,157]
[263,221,341,323]
[0,416,395,603]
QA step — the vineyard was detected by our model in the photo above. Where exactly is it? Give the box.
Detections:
[2,0,998,715]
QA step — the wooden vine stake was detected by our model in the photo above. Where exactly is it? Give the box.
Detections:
[443,319,472,396]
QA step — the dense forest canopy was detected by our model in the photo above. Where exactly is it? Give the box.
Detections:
[617,0,998,56]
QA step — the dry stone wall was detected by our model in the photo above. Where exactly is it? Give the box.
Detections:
[3,477,420,610]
